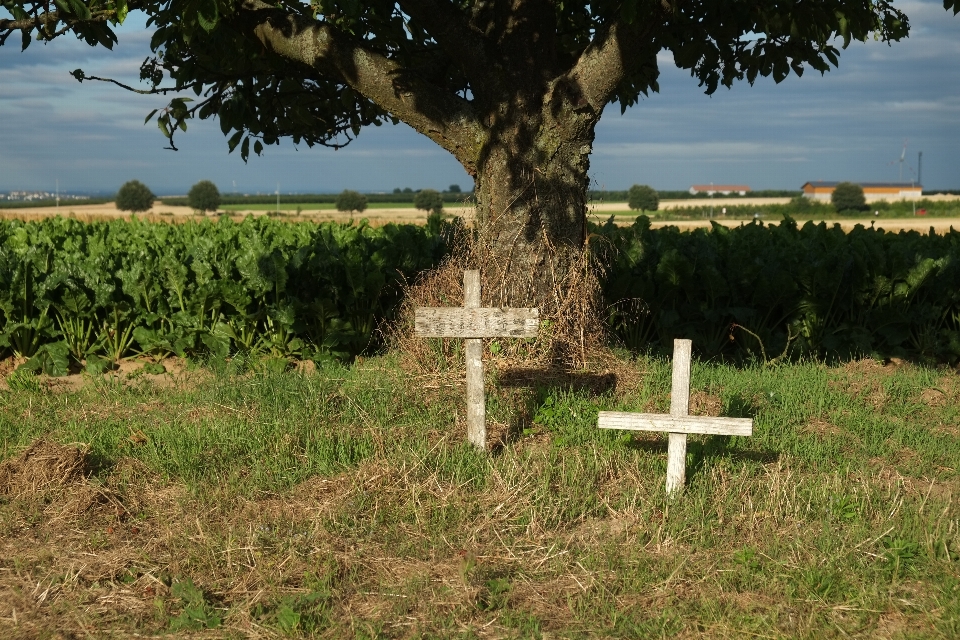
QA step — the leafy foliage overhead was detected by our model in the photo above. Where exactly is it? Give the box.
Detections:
[0,0,922,161]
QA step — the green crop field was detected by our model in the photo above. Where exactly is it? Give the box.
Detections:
[1,352,958,637]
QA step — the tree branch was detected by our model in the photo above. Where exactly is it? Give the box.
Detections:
[0,7,131,34]
[566,18,660,112]
[239,0,485,171]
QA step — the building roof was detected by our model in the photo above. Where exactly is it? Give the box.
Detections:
[690,185,751,191]
[802,181,923,189]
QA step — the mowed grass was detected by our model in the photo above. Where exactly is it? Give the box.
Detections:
[1,352,958,638]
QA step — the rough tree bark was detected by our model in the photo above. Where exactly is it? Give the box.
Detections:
[471,92,598,311]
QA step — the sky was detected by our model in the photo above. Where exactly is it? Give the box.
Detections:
[1,1,958,195]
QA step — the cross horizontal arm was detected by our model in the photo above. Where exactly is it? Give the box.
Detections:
[598,412,753,436]
[415,308,539,338]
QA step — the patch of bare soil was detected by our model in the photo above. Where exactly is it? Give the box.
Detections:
[690,391,722,417]
[800,418,843,438]
[829,358,897,409]
[1,355,211,393]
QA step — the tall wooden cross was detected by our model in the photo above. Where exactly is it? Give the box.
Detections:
[598,339,753,495]
[415,270,539,450]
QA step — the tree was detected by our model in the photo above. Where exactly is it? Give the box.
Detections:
[337,189,368,213]
[413,189,444,214]
[188,180,221,212]
[832,182,867,213]
[115,180,154,212]
[628,185,659,212]
[448,184,461,194]
[3,0,946,316]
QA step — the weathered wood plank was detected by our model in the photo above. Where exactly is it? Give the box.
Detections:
[666,339,692,494]
[597,412,753,436]
[464,271,485,450]
[670,339,692,418]
[415,307,539,338]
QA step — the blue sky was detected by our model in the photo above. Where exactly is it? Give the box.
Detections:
[1,1,958,195]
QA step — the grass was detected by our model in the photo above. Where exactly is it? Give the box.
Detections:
[1,351,958,637]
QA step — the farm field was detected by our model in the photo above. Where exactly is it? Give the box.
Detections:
[1,352,958,637]
[2,196,960,233]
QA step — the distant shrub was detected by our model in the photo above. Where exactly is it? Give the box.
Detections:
[448,184,461,193]
[413,189,444,213]
[628,184,659,211]
[115,180,155,212]
[188,180,221,212]
[336,190,368,213]
[789,195,814,211]
[832,182,867,213]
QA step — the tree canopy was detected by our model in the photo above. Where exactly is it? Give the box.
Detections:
[1,0,944,163]
[115,179,154,212]
[188,179,221,212]
[831,182,867,213]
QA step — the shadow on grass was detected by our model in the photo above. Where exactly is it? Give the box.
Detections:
[497,369,618,395]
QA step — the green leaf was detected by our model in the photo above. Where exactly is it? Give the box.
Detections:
[196,0,220,32]
[24,341,70,377]
[85,354,114,375]
[144,109,159,124]
[67,0,92,20]
[158,116,171,138]
[116,0,129,24]
[227,130,243,152]
[241,136,250,161]
[254,140,263,155]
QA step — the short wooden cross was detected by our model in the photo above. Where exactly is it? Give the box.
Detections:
[598,339,753,495]
[415,270,539,450]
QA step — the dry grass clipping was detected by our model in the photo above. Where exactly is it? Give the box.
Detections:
[0,440,89,498]
[0,440,128,522]
[389,226,617,374]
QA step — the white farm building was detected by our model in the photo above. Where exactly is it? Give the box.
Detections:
[802,181,923,202]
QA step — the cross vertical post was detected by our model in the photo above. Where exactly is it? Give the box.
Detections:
[463,270,485,449]
[666,339,692,495]
[414,270,539,451]
[597,338,752,495]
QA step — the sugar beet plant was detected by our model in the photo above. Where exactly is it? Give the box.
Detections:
[0,216,449,374]
[598,216,960,364]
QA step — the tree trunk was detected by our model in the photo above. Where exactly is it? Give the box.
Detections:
[471,96,599,317]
